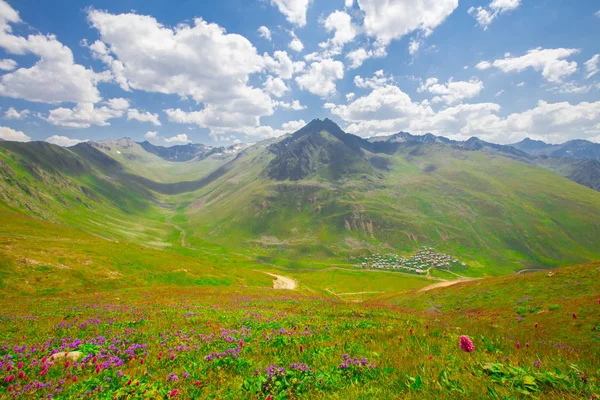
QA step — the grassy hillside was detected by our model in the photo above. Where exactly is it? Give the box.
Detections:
[183,139,600,274]
[0,262,597,398]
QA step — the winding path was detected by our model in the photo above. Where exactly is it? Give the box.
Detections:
[263,272,298,290]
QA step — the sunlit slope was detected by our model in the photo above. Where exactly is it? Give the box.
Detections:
[183,140,600,273]
[0,141,173,246]
[92,139,232,183]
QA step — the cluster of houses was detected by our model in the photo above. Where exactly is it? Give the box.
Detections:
[351,247,467,274]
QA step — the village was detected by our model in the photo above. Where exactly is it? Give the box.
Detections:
[351,247,467,275]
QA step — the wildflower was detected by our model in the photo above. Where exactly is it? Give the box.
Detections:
[17,362,23,369]
[534,323,538,328]
[194,380,201,387]
[409,328,414,335]
[516,343,521,349]
[167,372,178,382]
[534,360,542,368]
[18,371,24,379]
[572,313,577,319]
[299,345,304,353]
[429,355,433,359]
[459,336,475,353]
[168,389,178,397]
[4,374,15,383]
[526,343,530,347]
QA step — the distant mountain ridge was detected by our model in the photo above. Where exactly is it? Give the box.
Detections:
[512,138,600,161]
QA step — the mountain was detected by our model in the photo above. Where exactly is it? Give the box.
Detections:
[512,138,600,161]
[183,119,600,272]
[2,120,600,276]
[139,141,214,161]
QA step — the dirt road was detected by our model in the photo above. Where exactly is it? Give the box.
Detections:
[264,273,298,290]
[418,278,479,292]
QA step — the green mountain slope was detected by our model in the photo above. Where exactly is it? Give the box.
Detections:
[182,120,600,273]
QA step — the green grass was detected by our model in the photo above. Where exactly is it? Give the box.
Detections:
[0,263,597,398]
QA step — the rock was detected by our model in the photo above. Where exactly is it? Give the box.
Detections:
[50,351,83,362]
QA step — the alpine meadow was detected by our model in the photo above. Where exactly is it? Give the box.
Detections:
[0,0,599,399]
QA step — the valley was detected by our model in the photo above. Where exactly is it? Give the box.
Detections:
[1,120,599,398]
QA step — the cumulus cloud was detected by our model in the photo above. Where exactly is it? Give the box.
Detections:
[163,134,190,144]
[354,70,393,89]
[269,0,310,27]
[476,48,580,83]
[0,126,30,142]
[417,77,484,104]
[87,9,275,135]
[295,59,344,97]
[127,109,161,126]
[4,107,30,120]
[357,0,458,52]
[282,119,306,131]
[263,51,305,80]
[45,98,129,128]
[468,0,521,30]
[144,131,158,139]
[273,99,307,110]
[345,43,387,69]
[263,76,289,98]
[288,31,304,52]
[0,58,16,71]
[327,81,600,144]
[0,1,109,104]
[257,26,272,41]
[584,54,599,79]
[45,135,87,147]
[319,10,357,54]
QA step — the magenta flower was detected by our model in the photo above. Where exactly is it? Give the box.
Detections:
[459,335,475,353]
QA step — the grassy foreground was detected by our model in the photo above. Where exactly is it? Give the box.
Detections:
[0,264,598,399]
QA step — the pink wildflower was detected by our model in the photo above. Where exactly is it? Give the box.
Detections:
[459,335,475,353]
[516,343,521,349]
[572,313,577,319]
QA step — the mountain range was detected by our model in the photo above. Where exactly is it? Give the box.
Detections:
[1,119,600,284]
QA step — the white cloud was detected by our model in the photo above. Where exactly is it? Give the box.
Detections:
[144,131,158,139]
[468,0,521,29]
[408,39,421,56]
[346,92,355,101]
[596,10,600,18]
[345,0,355,7]
[319,10,357,54]
[127,109,161,126]
[282,119,306,131]
[548,82,595,95]
[0,1,109,104]
[296,59,344,97]
[264,76,289,98]
[358,0,458,45]
[274,99,307,110]
[476,48,580,83]
[88,9,275,135]
[258,26,272,41]
[269,0,310,27]
[328,81,600,143]
[517,82,525,87]
[263,50,305,79]
[4,107,30,120]
[45,99,128,128]
[354,70,392,89]
[45,135,87,147]
[288,31,304,52]
[345,43,387,69]
[495,89,504,97]
[418,77,484,104]
[0,58,16,71]
[0,126,30,142]
[163,134,190,144]
[584,54,599,79]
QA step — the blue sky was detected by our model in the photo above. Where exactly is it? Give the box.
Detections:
[0,0,599,146]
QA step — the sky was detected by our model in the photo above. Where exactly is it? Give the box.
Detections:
[0,0,599,147]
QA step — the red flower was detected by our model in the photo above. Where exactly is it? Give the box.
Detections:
[459,335,475,353]
[168,389,179,397]
[516,343,521,349]
[17,362,23,369]
[534,323,538,328]
[299,345,304,353]
[572,313,577,319]
[17,371,24,379]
